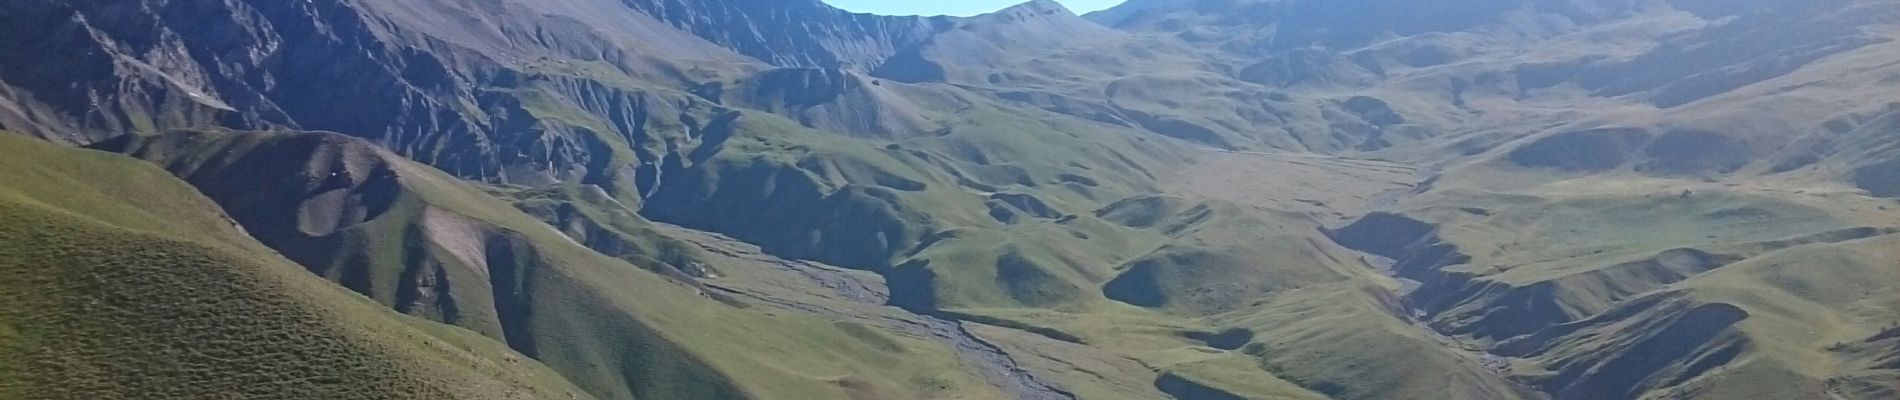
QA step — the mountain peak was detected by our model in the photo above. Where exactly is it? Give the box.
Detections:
[943,0,1123,49]
[1085,0,1190,26]
[988,0,1075,18]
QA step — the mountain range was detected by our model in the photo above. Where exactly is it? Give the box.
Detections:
[3,0,1900,399]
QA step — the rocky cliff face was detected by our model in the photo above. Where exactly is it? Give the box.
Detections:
[0,0,754,190]
[617,0,948,69]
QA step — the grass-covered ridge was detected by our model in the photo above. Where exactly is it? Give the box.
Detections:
[0,133,591,399]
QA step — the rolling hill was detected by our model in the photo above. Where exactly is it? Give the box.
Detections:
[3,0,1900,399]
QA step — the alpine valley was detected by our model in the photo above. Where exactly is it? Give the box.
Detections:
[3,0,1900,399]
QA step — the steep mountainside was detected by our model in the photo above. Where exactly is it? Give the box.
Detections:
[6,0,1900,399]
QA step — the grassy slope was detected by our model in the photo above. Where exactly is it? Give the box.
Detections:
[11,1,1900,399]
[595,9,1900,395]
[1339,162,1900,399]
[907,151,1537,400]
[98,130,1000,400]
[503,183,715,278]
[1675,235,1900,400]
[385,130,1008,400]
[0,133,590,400]
[641,95,1198,310]
[1294,11,1900,397]
[469,95,1521,399]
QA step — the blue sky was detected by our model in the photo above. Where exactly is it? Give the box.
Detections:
[822,0,1123,17]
